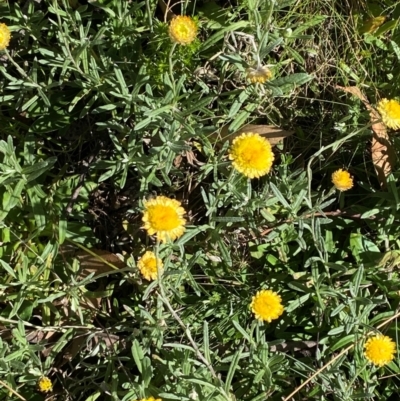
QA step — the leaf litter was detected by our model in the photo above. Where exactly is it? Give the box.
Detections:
[336,85,395,186]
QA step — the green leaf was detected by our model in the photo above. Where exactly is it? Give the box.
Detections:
[259,37,283,59]
[0,259,16,278]
[269,182,290,209]
[184,377,219,390]
[228,90,250,119]
[182,96,213,116]
[329,334,355,352]
[201,21,250,51]
[84,392,102,401]
[21,95,39,112]
[131,340,144,374]
[30,112,71,134]
[350,265,364,297]
[24,157,57,182]
[59,219,67,245]
[232,320,252,343]
[268,73,313,87]
[228,104,257,132]
[92,104,118,113]
[224,346,243,393]
[87,1,116,17]
[203,321,211,364]
[292,15,327,36]
[212,216,245,223]
[391,40,400,62]
[27,187,46,230]
[216,236,232,266]
[374,20,398,37]
[0,180,25,221]
[286,294,310,312]
[175,225,210,246]
[360,208,379,219]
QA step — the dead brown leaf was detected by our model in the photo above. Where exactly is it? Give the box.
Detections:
[336,85,395,186]
[174,154,183,168]
[75,249,126,279]
[214,124,294,147]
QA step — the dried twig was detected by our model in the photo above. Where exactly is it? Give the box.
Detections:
[0,379,27,401]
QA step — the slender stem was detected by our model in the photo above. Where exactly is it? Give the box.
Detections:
[339,191,345,209]
[157,290,219,380]
[4,50,39,86]
[154,241,230,397]
[265,0,275,26]
[145,0,153,32]
[345,361,368,393]
[168,43,177,96]
[0,380,26,401]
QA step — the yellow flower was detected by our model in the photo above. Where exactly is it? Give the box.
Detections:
[251,289,284,323]
[377,98,400,130]
[364,334,396,367]
[142,196,186,243]
[229,133,274,178]
[37,376,52,393]
[135,397,161,401]
[246,66,272,84]
[0,23,11,51]
[169,16,198,45]
[331,169,353,191]
[137,251,163,281]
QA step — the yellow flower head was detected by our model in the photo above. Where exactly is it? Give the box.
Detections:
[251,289,284,323]
[229,132,274,178]
[246,66,272,84]
[137,251,163,281]
[377,98,400,130]
[37,376,52,393]
[364,334,396,367]
[142,196,186,243]
[0,23,11,51]
[169,16,198,45]
[135,397,161,401]
[331,169,353,191]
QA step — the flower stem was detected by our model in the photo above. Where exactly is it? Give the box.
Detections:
[168,43,177,96]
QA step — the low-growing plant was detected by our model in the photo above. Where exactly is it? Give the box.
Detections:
[1,0,400,400]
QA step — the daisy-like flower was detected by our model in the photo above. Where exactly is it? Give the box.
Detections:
[331,169,353,191]
[37,376,52,393]
[137,251,163,281]
[229,132,274,179]
[377,98,400,130]
[251,289,284,323]
[246,66,272,84]
[135,397,161,401]
[364,334,396,367]
[0,23,11,51]
[169,16,198,45]
[142,196,186,243]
